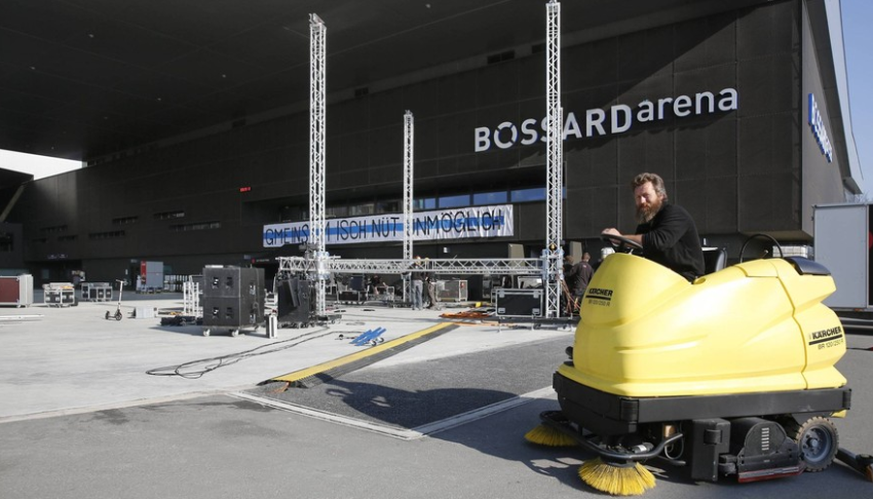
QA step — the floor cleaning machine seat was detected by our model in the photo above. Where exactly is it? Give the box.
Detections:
[528,234,854,495]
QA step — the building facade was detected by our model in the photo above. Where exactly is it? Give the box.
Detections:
[5,0,860,284]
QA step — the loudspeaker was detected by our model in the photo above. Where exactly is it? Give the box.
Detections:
[201,267,264,328]
[276,277,311,324]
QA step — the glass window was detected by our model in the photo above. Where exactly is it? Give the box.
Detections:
[169,222,220,232]
[88,231,125,240]
[376,200,400,214]
[112,216,138,225]
[325,206,348,219]
[414,198,436,211]
[511,187,546,203]
[438,194,470,209]
[473,191,508,205]
[154,211,185,220]
[349,203,374,216]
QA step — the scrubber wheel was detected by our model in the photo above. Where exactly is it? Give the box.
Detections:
[786,416,839,472]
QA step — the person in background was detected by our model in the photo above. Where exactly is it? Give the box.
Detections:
[564,254,594,307]
[425,273,441,310]
[369,274,387,296]
[594,247,615,272]
[410,256,425,310]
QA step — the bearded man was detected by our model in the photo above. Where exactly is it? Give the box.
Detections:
[602,172,705,282]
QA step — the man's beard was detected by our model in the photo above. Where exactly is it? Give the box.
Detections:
[637,197,663,224]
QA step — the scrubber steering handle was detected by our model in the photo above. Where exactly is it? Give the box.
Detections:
[600,232,643,253]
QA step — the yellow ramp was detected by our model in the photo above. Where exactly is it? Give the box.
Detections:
[270,322,458,388]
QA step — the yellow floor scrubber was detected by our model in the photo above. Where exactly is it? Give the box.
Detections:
[528,234,854,495]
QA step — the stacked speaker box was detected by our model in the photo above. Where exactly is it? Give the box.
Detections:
[201,267,264,329]
[81,282,113,302]
[43,283,76,307]
[275,277,311,326]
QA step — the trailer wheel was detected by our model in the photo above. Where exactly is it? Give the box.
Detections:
[786,416,839,472]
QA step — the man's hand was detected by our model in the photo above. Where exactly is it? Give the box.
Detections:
[602,228,622,246]
[602,228,644,248]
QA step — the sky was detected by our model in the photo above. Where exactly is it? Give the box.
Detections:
[0,0,871,186]
[0,149,82,180]
[842,0,872,195]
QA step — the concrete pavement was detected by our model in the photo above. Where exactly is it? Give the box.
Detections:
[0,292,570,422]
[1,291,872,499]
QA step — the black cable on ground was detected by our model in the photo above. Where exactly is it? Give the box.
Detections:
[145,327,334,379]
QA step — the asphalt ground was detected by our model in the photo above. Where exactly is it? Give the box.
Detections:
[1,291,872,499]
[245,334,567,434]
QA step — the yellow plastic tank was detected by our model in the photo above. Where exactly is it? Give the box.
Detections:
[558,253,847,397]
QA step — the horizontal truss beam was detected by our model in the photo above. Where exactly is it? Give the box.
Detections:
[277,257,542,276]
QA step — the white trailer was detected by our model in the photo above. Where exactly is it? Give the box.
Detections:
[813,203,873,328]
[0,274,33,307]
[140,261,164,292]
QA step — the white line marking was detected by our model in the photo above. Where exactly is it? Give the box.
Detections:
[230,386,556,440]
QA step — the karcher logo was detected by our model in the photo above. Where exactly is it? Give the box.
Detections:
[808,326,844,346]
[585,288,613,302]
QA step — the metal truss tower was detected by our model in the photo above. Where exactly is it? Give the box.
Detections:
[297,7,565,318]
[544,0,564,318]
[402,110,414,302]
[309,13,328,316]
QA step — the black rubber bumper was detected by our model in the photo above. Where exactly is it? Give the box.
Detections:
[553,371,852,437]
